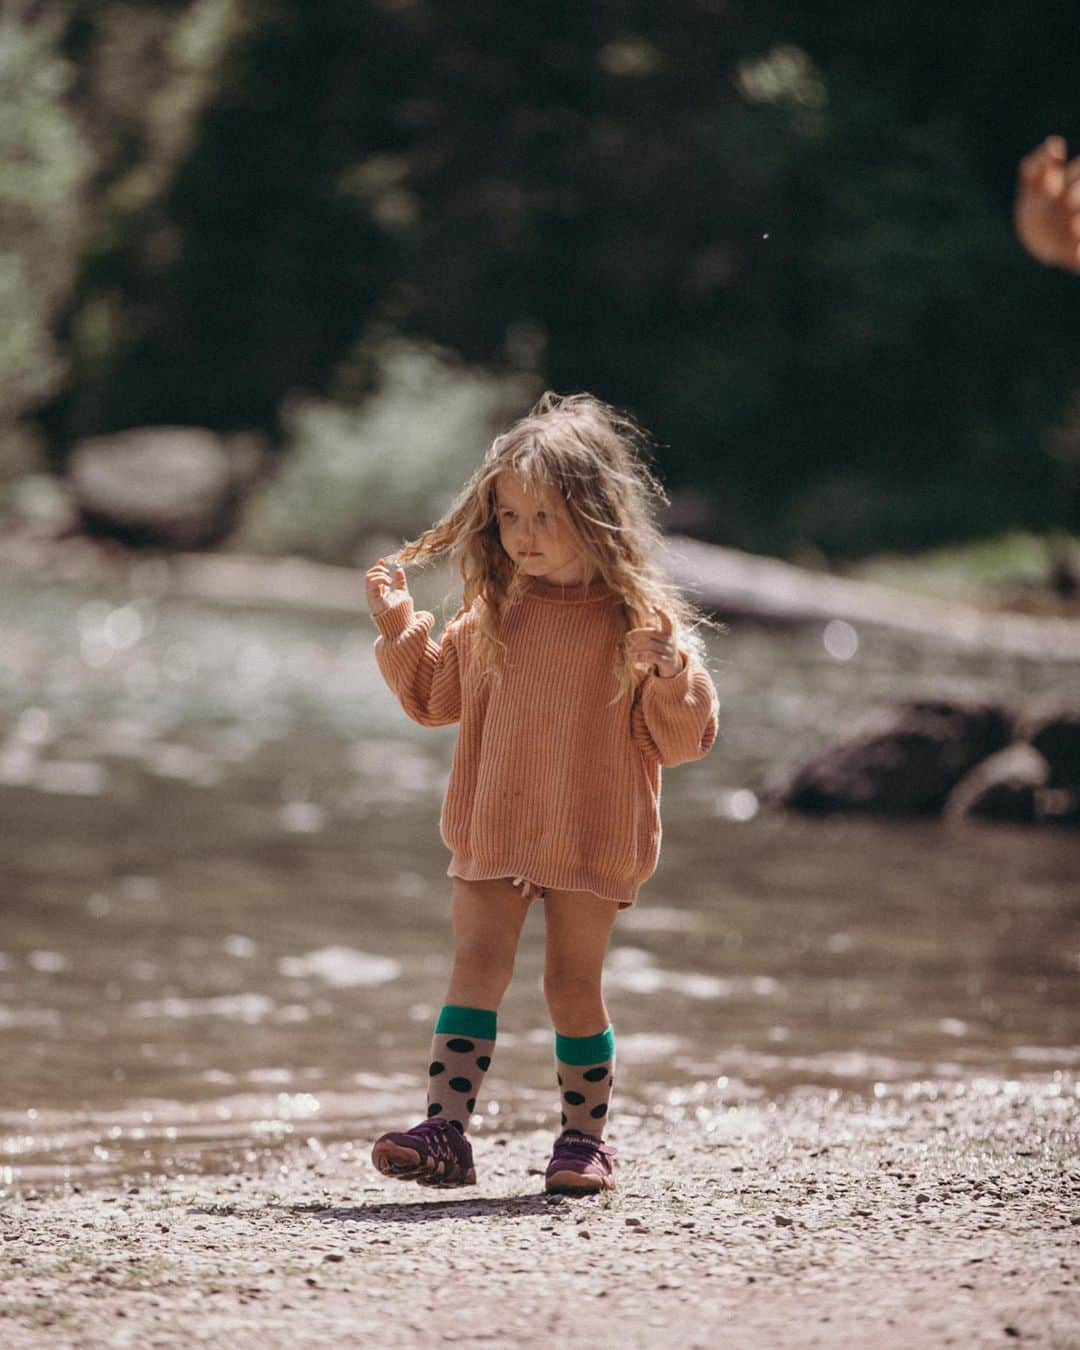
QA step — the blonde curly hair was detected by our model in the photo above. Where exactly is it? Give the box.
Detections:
[387,390,723,706]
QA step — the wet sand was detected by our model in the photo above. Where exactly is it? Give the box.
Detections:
[1,1076,1076,1348]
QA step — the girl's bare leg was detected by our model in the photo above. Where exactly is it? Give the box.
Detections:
[542,888,620,1142]
[373,877,535,1181]
[444,876,534,1009]
[541,888,619,1036]
[414,877,534,1134]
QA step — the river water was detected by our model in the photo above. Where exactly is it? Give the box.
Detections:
[1,571,1077,1194]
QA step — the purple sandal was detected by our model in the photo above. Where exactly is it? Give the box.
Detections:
[545,1128,617,1194]
[371,1117,477,1187]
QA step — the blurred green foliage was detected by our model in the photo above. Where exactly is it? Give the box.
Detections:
[4,0,1080,559]
[231,338,536,561]
[0,3,92,478]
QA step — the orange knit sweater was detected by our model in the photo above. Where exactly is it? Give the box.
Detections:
[371,573,719,908]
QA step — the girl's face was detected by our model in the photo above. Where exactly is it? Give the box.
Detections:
[493,472,592,585]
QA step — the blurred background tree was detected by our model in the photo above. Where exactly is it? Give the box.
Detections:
[0,1,92,479]
[4,0,1080,560]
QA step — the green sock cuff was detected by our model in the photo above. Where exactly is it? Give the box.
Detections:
[555,1024,615,1066]
[435,1004,497,1039]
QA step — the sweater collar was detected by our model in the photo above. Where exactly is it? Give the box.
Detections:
[522,573,613,603]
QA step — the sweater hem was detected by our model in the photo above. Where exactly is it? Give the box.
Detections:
[446,857,639,910]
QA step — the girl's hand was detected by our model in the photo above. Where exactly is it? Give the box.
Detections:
[625,608,686,679]
[365,557,411,616]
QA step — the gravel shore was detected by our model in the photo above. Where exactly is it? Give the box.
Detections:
[1,1076,1076,1348]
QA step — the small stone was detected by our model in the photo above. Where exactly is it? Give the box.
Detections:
[323,1253,345,1263]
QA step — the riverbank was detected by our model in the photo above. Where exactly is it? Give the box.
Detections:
[3,523,1079,662]
[1,1076,1075,1348]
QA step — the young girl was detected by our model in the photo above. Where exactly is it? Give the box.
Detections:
[364,391,720,1194]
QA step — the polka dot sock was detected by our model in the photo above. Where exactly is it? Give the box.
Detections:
[554,1024,615,1139]
[426,1004,497,1135]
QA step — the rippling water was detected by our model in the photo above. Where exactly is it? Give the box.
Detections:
[1,572,1077,1194]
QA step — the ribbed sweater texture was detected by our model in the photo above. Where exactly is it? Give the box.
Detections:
[371,573,720,908]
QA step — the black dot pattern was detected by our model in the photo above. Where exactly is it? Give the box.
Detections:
[425,1028,496,1136]
[554,1046,616,1140]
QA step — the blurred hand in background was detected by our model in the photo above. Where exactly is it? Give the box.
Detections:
[1015,135,1080,273]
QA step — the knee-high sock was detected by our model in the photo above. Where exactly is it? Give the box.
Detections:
[554,1024,615,1139]
[426,1004,496,1135]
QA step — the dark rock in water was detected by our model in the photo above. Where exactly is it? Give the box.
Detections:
[68,427,263,549]
[1034,786,1080,825]
[1014,697,1080,788]
[943,743,1049,824]
[765,697,1012,816]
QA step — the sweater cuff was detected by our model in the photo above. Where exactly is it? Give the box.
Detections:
[643,648,692,697]
[371,596,418,640]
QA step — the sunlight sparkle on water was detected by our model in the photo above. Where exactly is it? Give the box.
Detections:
[721,787,759,821]
[13,707,51,744]
[102,604,146,651]
[823,619,859,660]
[277,946,400,987]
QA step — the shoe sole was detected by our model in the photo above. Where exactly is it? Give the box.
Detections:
[371,1138,476,1187]
[545,1169,616,1194]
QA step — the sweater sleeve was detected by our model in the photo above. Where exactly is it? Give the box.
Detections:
[371,597,464,728]
[631,647,719,767]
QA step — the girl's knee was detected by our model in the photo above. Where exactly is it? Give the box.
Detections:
[452,940,515,985]
[542,968,603,1007]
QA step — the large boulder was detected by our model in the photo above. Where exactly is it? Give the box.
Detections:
[68,427,263,549]
[1015,696,1080,788]
[764,697,1012,816]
